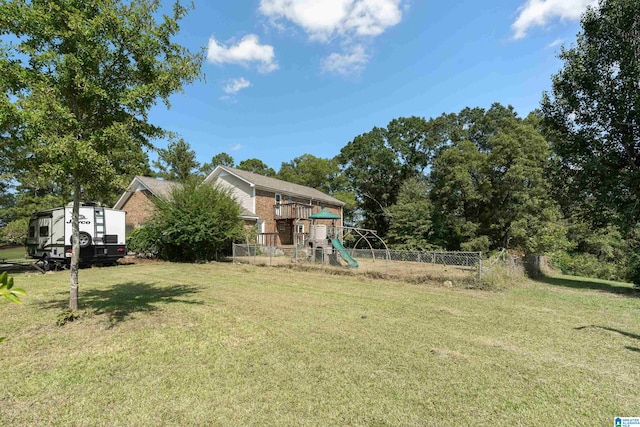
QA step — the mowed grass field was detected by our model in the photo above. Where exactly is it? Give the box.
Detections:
[1,261,639,426]
[0,245,27,261]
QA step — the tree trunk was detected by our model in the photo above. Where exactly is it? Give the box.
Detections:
[69,184,81,311]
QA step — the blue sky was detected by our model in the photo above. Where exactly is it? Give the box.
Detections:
[149,0,597,170]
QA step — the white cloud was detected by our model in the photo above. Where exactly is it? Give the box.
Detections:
[260,0,403,41]
[207,34,278,73]
[321,45,370,75]
[229,144,243,151]
[223,77,252,94]
[260,0,404,75]
[512,0,598,39]
[545,38,564,49]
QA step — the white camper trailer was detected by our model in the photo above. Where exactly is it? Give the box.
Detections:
[26,203,126,269]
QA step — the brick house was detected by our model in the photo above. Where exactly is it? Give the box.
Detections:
[203,166,345,246]
[113,176,179,235]
[114,167,344,246]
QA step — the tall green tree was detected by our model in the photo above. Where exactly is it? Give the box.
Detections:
[278,153,357,224]
[542,0,640,228]
[430,105,566,253]
[200,152,234,175]
[0,0,202,311]
[430,139,488,250]
[386,177,434,250]
[338,116,446,235]
[236,158,276,177]
[338,127,402,235]
[278,154,341,194]
[0,174,13,224]
[153,137,200,182]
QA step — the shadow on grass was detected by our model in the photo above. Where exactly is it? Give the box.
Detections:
[40,282,202,325]
[575,325,640,341]
[536,275,639,297]
[575,326,640,353]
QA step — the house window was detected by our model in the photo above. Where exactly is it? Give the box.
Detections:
[296,224,305,234]
[278,222,286,232]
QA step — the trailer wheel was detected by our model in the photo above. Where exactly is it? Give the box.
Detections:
[70,232,92,248]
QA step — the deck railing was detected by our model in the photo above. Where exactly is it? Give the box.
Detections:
[257,233,278,247]
[274,202,314,220]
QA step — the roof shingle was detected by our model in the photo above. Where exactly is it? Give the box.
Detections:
[217,166,345,206]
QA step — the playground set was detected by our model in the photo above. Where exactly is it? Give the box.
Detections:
[233,209,481,281]
[303,209,390,269]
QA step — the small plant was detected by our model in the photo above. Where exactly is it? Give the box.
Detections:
[0,271,26,342]
[56,310,82,326]
[0,271,25,304]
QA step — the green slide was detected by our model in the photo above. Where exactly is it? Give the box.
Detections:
[331,238,359,268]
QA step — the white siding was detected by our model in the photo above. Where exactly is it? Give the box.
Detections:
[215,173,254,213]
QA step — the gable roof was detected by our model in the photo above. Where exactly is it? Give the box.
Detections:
[205,166,345,206]
[113,176,179,210]
[135,176,180,199]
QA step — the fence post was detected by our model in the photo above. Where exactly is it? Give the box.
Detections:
[477,253,482,281]
[232,243,236,264]
[386,250,389,275]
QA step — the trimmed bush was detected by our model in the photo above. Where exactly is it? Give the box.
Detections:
[152,178,244,262]
[126,226,161,258]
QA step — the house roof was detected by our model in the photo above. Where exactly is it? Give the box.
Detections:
[135,176,180,199]
[113,176,259,220]
[113,176,179,210]
[206,166,345,207]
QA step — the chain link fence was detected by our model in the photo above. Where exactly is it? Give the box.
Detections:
[233,244,482,281]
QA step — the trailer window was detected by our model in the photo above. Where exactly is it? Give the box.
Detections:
[29,226,35,238]
[39,226,49,237]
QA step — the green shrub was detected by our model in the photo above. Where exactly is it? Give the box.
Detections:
[629,267,640,288]
[126,226,161,258]
[549,251,626,282]
[152,178,244,262]
[625,224,640,288]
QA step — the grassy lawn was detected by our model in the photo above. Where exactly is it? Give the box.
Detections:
[1,261,639,425]
[0,245,27,261]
